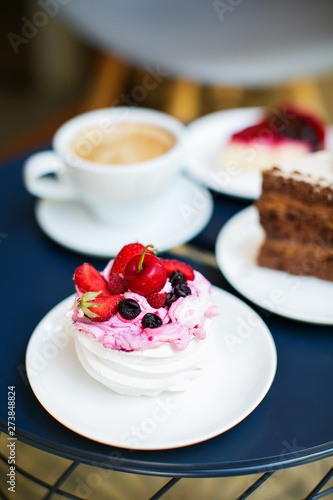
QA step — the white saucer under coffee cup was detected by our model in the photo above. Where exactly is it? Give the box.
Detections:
[23,107,185,225]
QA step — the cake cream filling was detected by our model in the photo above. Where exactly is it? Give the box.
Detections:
[274,151,333,186]
[216,140,310,171]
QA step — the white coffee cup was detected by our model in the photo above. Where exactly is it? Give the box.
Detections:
[23,107,185,225]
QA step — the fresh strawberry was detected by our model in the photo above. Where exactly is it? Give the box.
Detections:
[111,243,154,275]
[159,259,195,281]
[76,291,122,322]
[74,263,110,295]
[108,274,128,294]
[147,291,167,309]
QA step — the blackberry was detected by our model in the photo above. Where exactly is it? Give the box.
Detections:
[174,283,192,298]
[170,270,186,286]
[142,313,162,329]
[118,299,141,319]
[164,291,178,307]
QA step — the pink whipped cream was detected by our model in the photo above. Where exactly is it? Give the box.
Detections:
[70,260,219,352]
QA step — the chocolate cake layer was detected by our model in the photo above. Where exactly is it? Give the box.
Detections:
[259,167,333,205]
[258,239,333,281]
[256,192,333,244]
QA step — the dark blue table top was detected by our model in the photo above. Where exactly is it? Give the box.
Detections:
[0,152,332,478]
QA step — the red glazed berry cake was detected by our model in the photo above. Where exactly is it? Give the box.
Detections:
[217,105,326,171]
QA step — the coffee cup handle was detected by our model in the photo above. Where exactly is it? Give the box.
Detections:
[23,151,75,200]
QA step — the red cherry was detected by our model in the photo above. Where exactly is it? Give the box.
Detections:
[124,245,167,296]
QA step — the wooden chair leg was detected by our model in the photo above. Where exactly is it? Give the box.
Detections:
[79,52,132,112]
[288,78,329,121]
[165,79,202,123]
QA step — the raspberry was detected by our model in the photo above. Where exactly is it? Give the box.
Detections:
[108,274,128,294]
[147,292,167,309]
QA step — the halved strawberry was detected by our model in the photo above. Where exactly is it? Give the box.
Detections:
[111,243,153,275]
[76,292,122,322]
[160,259,195,281]
[74,263,110,295]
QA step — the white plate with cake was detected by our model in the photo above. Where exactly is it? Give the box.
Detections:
[216,151,333,324]
[26,245,277,450]
[185,106,333,200]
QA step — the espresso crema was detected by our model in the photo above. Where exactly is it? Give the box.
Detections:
[69,123,176,164]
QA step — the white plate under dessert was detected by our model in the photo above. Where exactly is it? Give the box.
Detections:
[35,175,213,257]
[185,107,333,200]
[216,206,333,324]
[26,286,277,450]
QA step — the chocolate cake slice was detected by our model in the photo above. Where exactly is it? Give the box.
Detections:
[256,151,333,281]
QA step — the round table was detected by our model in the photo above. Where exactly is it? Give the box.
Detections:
[0,152,332,499]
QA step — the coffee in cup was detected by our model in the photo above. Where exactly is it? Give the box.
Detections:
[69,123,176,165]
[23,107,185,226]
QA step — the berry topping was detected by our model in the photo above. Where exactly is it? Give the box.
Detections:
[147,292,167,309]
[111,243,153,275]
[76,292,121,322]
[170,270,186,286]
[124,245,167,296]
[160,259,195,281]
[164,291,178,307]
[174,283,192,298]
[142,313,163,329]
[74,263,110,296]
[118,299,141,319]
[108,274,128,295]
[232,105,325,151]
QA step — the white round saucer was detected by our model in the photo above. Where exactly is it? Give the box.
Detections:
[215,206,333,324]
[35,175,213,257]
[26,287,277,449]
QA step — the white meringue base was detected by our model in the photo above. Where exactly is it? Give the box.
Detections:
[73,323,214,397]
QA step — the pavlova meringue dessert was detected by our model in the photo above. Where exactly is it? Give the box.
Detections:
[68,243,220,396]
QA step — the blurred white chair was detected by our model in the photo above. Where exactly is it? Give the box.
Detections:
[59,0,333,87]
